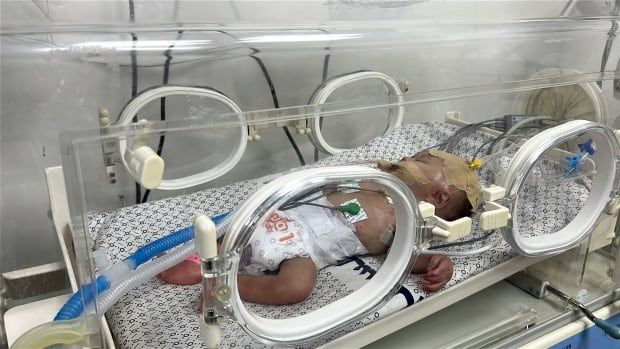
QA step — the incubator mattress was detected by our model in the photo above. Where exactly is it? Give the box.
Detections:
[87,122,590,348]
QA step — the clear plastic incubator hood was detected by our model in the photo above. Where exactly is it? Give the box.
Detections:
[4,10,620,349]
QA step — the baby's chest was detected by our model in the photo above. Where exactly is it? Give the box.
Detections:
[352,198,396,233]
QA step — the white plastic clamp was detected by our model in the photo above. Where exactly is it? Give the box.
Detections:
[479,185,510,231]
[480,201,511,231]
[431,216,472,243]
[482,184,506,202]
[418,201,436,219]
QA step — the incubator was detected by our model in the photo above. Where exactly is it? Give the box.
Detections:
[3,5,620,349]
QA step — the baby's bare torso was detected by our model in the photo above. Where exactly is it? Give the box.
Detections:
[326,182,396,254]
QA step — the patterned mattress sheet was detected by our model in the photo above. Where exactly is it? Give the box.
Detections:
[87,122,591,348]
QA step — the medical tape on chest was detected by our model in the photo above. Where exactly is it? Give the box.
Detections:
[341,196,395,246]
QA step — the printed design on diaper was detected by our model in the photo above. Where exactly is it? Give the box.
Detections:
[264,212,297,243]
[242,211,310,274]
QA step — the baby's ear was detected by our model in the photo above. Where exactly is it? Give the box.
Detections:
[424,181,451,208]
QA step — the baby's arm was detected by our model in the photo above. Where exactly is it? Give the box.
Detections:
[410,254,454,292]
[238,257,318,305]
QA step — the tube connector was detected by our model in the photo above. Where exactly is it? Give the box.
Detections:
[100,261,132,287]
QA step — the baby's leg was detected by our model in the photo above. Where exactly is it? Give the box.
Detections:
[158,254,202,285]
[238,257,318,305]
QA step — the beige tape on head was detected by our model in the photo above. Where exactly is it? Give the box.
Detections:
[376,159,431,187]
[428,150,483,212]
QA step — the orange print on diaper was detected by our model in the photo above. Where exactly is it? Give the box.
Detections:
[278,232,295,242]
[264,212,290,233]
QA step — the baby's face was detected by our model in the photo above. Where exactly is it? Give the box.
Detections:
[400,151,447,198]
[403,152,445,179]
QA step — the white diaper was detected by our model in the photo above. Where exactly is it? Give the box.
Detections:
[240,197,368,274]
[287,197,369,269]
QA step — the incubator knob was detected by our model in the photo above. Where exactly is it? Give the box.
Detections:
[126,146,165,189]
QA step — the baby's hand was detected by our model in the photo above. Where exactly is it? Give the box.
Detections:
[421,255,453,292]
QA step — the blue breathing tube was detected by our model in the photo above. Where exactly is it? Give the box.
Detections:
[54,275,111,321]
[54,212,230,321]
[126,212,229,270]
[124,226,195,270]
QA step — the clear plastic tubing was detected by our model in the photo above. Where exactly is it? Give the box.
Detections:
[57,211,233,321]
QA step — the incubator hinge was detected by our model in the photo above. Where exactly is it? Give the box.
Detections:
[98,107,119,184]
[246,112,269,141]
[398,79,410,93]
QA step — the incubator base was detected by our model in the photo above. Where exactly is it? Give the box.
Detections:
[363,251,619,349]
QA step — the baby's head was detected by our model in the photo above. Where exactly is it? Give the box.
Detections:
[377,150,482,220]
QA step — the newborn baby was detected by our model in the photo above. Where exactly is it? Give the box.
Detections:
[160,150,482,305]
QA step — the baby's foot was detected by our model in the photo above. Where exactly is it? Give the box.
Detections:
[158,259,202,285]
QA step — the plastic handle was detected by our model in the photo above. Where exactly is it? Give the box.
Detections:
[594,317,620,339]
[194,214,218,259]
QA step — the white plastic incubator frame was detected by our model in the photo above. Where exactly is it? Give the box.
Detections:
[194,120,619,346]
[502,120,620,256]
[116,70,403,189]
[308,70,405,155]
[116,85,247,190]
